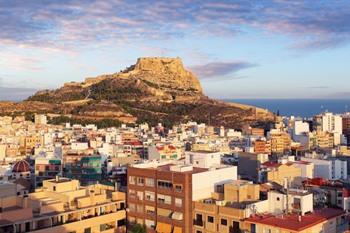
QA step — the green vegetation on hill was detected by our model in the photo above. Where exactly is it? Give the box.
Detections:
[48,115,123,128]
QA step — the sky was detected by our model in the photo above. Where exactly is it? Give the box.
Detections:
[0,0,350,100]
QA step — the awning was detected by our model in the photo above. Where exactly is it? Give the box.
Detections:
[156,222,172,233]
[157,208,172,217]
[173,227,182,233]
[172,212,183,221]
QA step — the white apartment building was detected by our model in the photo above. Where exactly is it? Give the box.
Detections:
[321,112,342,134]
[268,189,313,216]
[301,157,347,180]
[185,151,222,168]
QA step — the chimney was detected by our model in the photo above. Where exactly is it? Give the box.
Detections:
[55,176,59,182]
[23,197,29,208]
[298,215,302,222]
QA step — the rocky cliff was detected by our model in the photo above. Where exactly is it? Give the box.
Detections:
[0,57,274,128]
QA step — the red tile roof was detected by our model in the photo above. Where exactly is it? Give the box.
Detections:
[246,208,344,232]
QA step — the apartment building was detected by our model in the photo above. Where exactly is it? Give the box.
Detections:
[343,114,350,145]
[63,153,102,185]
[193,180,265,233]
[20,134,44,155]
[301,157,347,180]
[304,178,350,211]
[244,208,347,233]
[34,156,62,187]
[253,139,271,154]
[260,161,303,186]
[127,161,237,233]
[269,131,291,153]
[0,177,126,233]
[237,152,269,183]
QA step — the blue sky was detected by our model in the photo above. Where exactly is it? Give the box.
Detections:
[0,0,350,100]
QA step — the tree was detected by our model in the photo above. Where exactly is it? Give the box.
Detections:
[130,224,146,233]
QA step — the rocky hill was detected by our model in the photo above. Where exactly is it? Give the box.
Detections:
[0,57,274,128]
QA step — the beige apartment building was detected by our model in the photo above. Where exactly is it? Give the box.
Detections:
[269,131,291,153]
[193,180,265,233]
[261,162,303,186]
[0,177,126,233]
[19,134,44,155]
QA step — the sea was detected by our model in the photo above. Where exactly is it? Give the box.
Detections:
[226,99,350,119]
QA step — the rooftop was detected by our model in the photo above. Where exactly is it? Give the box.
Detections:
[246,208,345,231]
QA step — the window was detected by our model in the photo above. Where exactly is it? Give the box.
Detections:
[157,194,172,205]
[100,223,114,231]
[158,180,173,189]
[276,197,280,201]
[145,178,155,187]
[175,198,182,207]
[129,176,136,185]
[129,189,136,198]
[145,219,155,229]
[128,203,136,212]
[175,184,183,192]
[84,228,91,233]
[145,191,155,201]
[137,177,145,186]
[137,191,144,200]
[221,218,227,226]
[145,205,155,215]
[136,204,144,213]
[117,219,126,227]
[207,216,214,223]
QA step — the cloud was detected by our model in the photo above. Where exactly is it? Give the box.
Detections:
[190,61,256,79]
[0,1,350,50]
[0,52,43,71]
[307,86,330,89]
[0,86,37,101]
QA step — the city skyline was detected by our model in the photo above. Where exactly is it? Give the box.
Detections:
[1,0,350,100]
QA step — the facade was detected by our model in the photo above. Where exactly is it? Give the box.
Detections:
[0,177,126,233]
[34,156,62,187]
[269,131,291,153]
[237,152,268,183]
[321,112,343,134]
[304,178,350,211]
[64,153,102,185]
[148,145,181,160]
[261,162,302,186]
[301,157,347,180]
[192,180,265,233]
[343,114,350,145]
[184,151,221,168]
[127,161,237,233]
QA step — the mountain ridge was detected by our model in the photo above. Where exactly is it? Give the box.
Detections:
[0,57,274,128]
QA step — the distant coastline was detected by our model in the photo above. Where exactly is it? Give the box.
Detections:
[225,99,350,118]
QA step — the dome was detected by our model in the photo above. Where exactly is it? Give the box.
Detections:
[12,160,31,173]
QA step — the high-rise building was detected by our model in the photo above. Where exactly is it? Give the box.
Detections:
[127,161,237,233]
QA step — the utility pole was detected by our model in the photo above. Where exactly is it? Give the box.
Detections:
[285,177,290,214]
